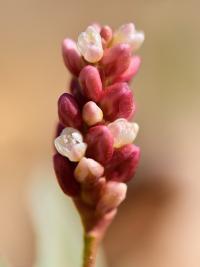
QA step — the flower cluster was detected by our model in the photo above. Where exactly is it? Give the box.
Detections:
[53,23,144,235]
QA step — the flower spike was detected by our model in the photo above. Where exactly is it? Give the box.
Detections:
[53,22,144,267]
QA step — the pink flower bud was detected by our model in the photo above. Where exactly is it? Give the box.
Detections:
[53,153,80,197]
[101,44,131,78]
[100,82,136,121]
[85,125,114,164]
[58,93,82,129]
[82,101,103,126]
[74,157,104,183]
[62,38,84,76]
[79,65,103,102]
[112,56,141,83]
[100,26,113,47]
[96,181,127,215]
[105,144,140,183]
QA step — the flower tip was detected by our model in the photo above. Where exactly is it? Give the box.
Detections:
[77,26,103,63]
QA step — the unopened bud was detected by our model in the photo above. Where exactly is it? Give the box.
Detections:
[101,44,131,78]
[53,153,80,196]
[112,56,141,83]
[108,118,139,148]
[62,38,84,76]
[105,144,140,182]
[112,23,145,51]
[74,157,104,183]
[100,82,135,121]
[81,177,106,206]
[77,26,103,63]
[79,65,103,102]
[96,181,127,214]
[70,78,87,108]
[82,101,103,126]
[100,25,113,47]
[58,93,82,129]
[85,125,114,164]
[54,127,87,162]
[55,122,64,138]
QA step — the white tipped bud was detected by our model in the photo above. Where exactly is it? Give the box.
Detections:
[74,157,104,183]
[107,118,139,148]
[82,101,103,126]
[54,127,87,162]
[96,181,127,214]
[77,26,104,63]
[112,23,145,51]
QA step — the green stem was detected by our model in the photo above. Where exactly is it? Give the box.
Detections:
[82,232,99,267]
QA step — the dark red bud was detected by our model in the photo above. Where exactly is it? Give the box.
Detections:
[62,38,85,76]
[53,153,80,197]
[105,144,140,183]
[101,44,131,78]
[112,56,141,83]
[58,93,82,129]
[85,125,114,164]
[55,122,64,138]
[100,82,136,121]
[79,66,103,102]
[70,78,87,108]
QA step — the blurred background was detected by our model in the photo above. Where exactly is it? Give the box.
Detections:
[1,0,200,266]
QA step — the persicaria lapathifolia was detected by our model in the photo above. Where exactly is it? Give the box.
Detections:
[53,22,144,267]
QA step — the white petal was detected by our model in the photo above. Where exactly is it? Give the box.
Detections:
[112,23,145,51]
[54,127,87,162]
[77,26,103,63]
[130,31,145,51]
[108,118,139,148]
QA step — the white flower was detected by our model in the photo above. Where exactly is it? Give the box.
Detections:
[107,118,139,148]
[74,157,104,183]
[112,23,145,51]
[77,26,104,63]
[54,127,87,162]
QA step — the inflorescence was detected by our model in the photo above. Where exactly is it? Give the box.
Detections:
[53,22,144,236]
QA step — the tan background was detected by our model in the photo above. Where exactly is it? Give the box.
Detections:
[1,0,200,266]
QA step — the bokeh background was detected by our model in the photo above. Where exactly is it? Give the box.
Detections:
[1,0,200,266]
